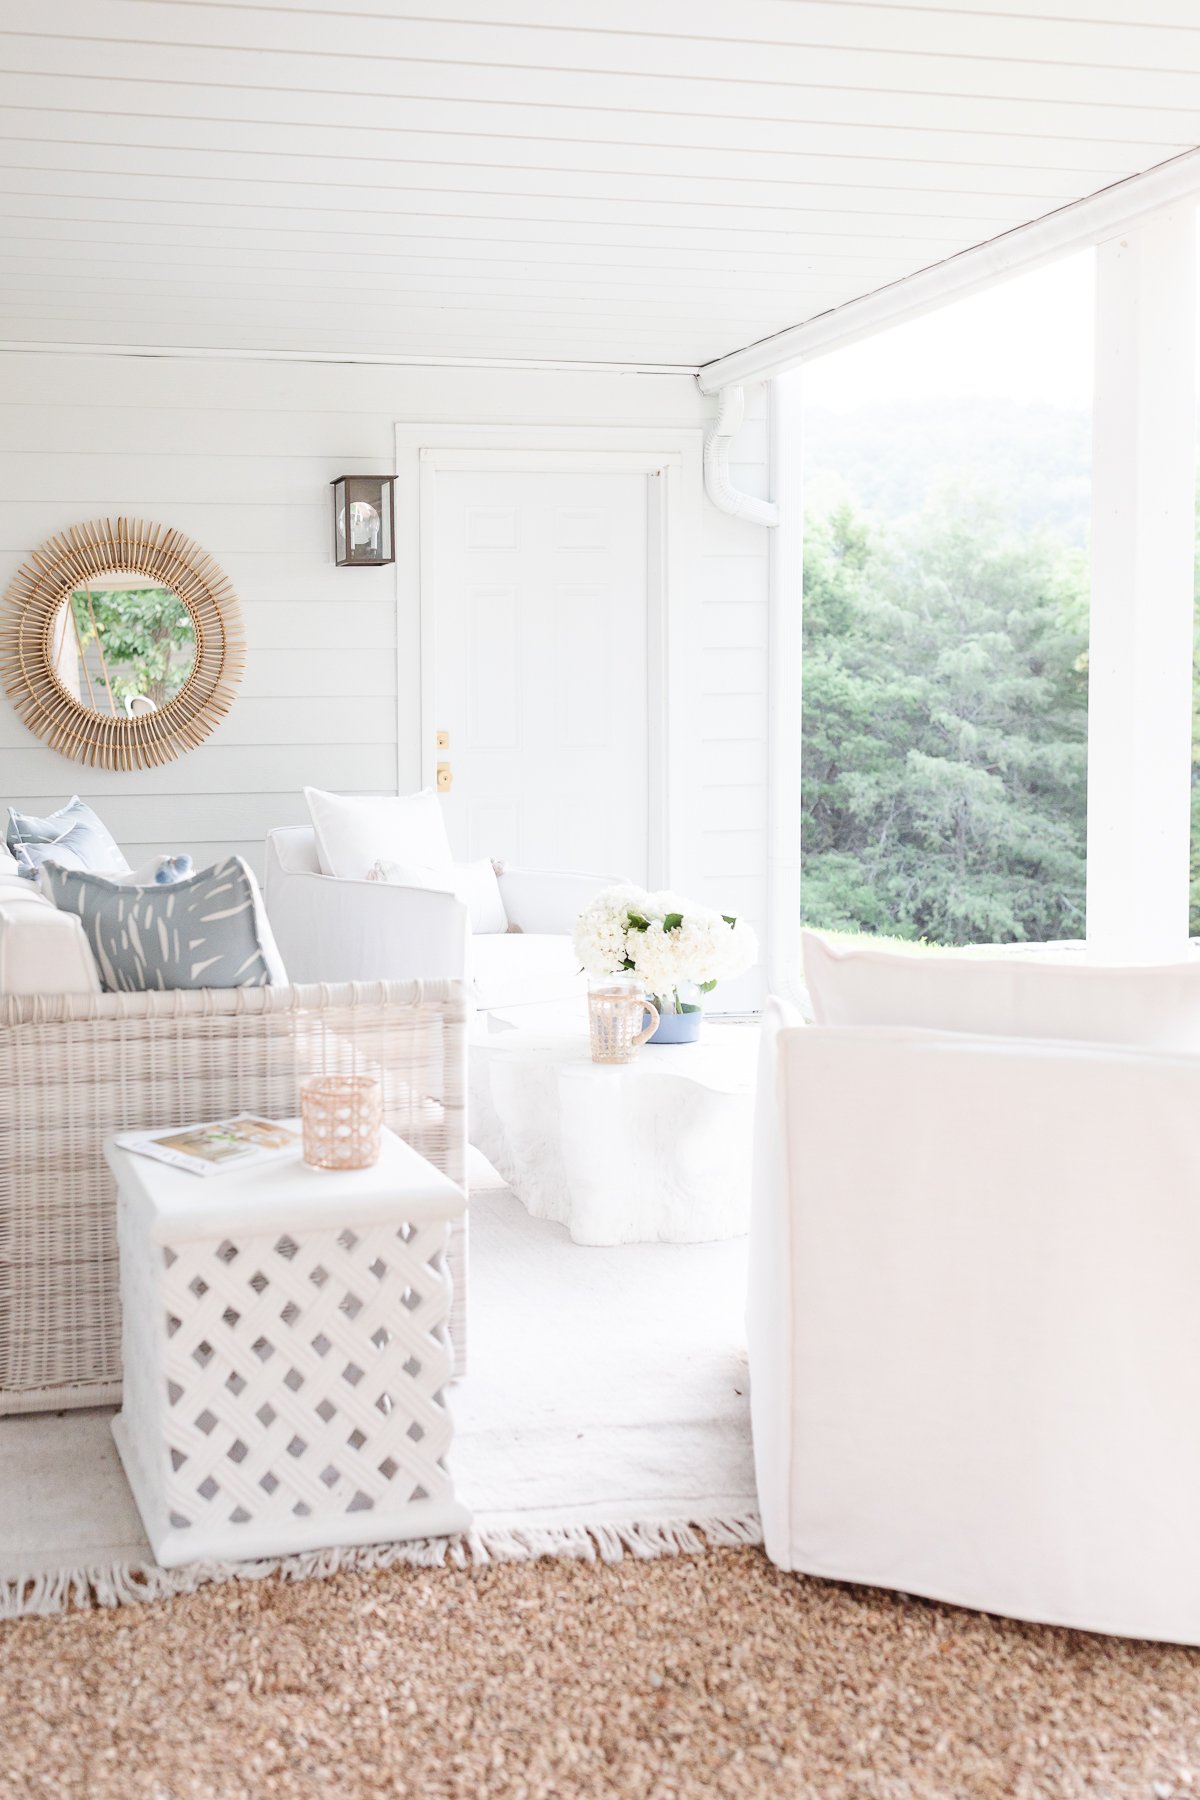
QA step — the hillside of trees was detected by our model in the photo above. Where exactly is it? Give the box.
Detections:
[799,397,1200,944]
[805,400,1092,547]
[802,492,1089,944]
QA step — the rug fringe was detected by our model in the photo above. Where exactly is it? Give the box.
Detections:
[0,1510,763,1621]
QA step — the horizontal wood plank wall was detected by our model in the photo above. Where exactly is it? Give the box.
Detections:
[0,351,769,988]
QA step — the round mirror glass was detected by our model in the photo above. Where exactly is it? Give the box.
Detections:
[50,573,197,718]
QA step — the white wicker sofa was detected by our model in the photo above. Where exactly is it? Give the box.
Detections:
[0,881,468,1418]
[0,835,471,1417]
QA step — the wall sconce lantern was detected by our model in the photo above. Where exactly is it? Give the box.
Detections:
[331,474,396,567]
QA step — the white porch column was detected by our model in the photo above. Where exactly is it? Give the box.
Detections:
[766,369,805,1002]
[1086,206,1197,959]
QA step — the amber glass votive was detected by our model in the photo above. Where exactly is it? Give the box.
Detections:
[301,1075,383,1170]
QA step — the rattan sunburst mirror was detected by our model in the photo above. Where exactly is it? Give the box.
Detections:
[0,518,245,770]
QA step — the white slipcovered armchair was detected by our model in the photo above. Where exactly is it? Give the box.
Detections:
[750,997,1200,1644]
[265,827,610,1015]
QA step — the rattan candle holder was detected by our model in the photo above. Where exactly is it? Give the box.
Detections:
[588,982,660,1065]
[301,1075,383,1171]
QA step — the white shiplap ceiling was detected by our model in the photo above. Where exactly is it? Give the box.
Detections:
[0,0,1197,372]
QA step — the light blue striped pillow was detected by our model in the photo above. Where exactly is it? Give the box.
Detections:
[40,856,287,992]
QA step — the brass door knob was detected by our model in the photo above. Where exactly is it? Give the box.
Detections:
[436,762,453,792]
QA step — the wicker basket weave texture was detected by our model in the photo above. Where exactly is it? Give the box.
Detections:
[0,980,468,1416]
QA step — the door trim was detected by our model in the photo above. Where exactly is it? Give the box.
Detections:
[395,423,703,889]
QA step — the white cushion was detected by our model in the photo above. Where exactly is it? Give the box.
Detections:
[0,883,52,909]
[802,929,1200,1052]
[305,786,452,882]
[0,900,101,994]
[470,933,586,1012]
[368,857,509,935]
[0,848,52,908]
[0,868,42,903]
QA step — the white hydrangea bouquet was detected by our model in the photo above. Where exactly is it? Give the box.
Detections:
[572,884,758,1022]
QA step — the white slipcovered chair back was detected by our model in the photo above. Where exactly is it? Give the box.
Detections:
[267,824,323,877]
[264,827,469,987]
[750,1002,1200,1643]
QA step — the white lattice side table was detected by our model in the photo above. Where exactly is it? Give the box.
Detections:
[105,1123,470,1569]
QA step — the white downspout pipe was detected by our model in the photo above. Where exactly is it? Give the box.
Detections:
[703,385,779,528]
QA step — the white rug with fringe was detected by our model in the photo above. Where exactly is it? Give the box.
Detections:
[0,1184,758,1618]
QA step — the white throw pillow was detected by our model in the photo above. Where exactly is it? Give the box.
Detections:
[367,857,509,935]
[305,787,452,881]
[802,929,1200,1052]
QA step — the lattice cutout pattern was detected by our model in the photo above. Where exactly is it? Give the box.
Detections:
[119,1212,460,1550]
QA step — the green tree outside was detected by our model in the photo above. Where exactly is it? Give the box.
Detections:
[801,491,1090,945]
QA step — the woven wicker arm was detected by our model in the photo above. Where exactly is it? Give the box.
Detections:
[0,980,468,1417]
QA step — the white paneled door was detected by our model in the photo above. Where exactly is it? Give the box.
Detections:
[432,470,649,880]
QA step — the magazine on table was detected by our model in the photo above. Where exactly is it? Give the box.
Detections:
[114,1114,300,1179]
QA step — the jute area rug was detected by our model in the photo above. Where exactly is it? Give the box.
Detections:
[5,1546,1200,1798]
[0,1187,758,1618]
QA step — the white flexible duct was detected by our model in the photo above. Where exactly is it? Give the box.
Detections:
[702,385,779,528]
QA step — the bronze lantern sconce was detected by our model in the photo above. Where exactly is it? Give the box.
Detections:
[331,475,396,567]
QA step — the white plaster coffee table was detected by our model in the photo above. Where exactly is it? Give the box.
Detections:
[470,1022,758,1245]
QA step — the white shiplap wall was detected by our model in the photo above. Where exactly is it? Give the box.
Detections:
[0,351,769,961]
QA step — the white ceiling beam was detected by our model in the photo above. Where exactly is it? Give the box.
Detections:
[698,146,1200,392]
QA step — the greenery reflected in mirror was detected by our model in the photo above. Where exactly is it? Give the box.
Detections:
[53,574,197,718]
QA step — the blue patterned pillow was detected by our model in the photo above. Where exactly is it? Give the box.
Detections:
[40,856,287,992]
[7,797,128,875]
